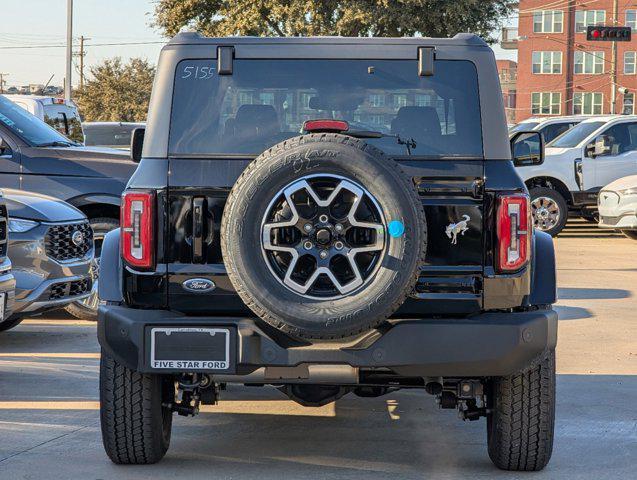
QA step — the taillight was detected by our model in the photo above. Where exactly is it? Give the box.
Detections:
[121,190,155,270]
[496,194,531,273]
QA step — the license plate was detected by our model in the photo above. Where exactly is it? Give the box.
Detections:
[0,293,5,322]
[150,327,231,371]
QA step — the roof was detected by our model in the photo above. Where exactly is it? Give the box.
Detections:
[166,31,488,47]
[2,94,74,105]
[579,115,637,123]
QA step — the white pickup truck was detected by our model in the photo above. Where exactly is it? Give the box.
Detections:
[516,115,637,236]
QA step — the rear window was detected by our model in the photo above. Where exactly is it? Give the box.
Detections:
[169,59,483,158]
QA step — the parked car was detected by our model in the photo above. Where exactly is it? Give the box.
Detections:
[83,122,145,149]
[2,94,84,143]
[98,32,558,471]
[0,189,94,330]
[509,115,587,144]
[0,94,136,319]
[598,175,637,239]
[515,115,637,236]
[0,191,16,332]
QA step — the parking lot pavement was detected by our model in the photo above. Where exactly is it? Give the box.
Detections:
[0,221,635,479]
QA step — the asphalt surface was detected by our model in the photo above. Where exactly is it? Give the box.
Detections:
[0,220,635,479]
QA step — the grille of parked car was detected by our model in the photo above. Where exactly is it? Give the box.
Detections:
[49,278,91,300]
[0,204,7,258]
[45,221,93,261]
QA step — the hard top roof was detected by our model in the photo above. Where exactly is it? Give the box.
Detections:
[167,31,488,48]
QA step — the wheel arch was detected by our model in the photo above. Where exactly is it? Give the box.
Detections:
[66,194,120,222]
[528,230,557,305]
[525,177,573,205]
[98,228,124,303]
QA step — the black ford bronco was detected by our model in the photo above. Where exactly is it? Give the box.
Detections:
[97,33,557,471]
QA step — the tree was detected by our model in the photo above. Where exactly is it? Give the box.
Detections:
[152,0,515,43]
[74,57,155,122]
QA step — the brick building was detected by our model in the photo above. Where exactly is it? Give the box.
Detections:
[497,60,518,124]
[502,0,637,122]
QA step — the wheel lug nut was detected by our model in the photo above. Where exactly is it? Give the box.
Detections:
[303,241,313,250]
[334,241,344,250]
[335,223,343,232]
[319,214,329,223]
[319,250,328,259]
[303,223,312,232]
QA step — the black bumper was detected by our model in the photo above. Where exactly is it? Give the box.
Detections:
[571,190,599,207]
[98,305,557,378]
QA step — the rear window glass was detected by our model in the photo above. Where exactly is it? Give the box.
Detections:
[169,59,483,157]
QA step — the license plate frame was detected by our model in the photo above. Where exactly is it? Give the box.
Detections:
[149,327,233,372]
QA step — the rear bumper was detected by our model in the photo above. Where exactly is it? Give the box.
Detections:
[98,305,558,379]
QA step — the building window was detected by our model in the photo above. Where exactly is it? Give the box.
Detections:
[532,51,562,74]
[627,10,637,30]
[623,93,635,115]
[573,92,603,115]
[393,94,407,108]
[533,10,564,33]
[369,94,385,107]
[574,51,604,74]
[575,10,606,33]
[531,92,561,115]
[625,52,636,74]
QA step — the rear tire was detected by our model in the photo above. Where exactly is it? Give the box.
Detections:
[529,187,568,237]
[487,349,556,471]
[100,350,173,464]
[621,230,637,240]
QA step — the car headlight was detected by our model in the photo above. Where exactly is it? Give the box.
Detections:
[8,218,39,233]
[618,188,637,196]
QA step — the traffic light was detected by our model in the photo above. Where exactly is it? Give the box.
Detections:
[586,26,632,41]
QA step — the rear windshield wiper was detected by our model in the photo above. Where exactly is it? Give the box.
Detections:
[347,130,417,155]
[35,140,78,147]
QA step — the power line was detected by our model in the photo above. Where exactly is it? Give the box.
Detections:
[0,40,164,50]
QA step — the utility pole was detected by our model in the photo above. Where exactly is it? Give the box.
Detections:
[65,0,73,101]
[74,36,90,90]
[0,73,8,94]
[610,0,619,114]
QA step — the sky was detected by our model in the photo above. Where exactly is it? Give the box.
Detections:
[0,0,515,89]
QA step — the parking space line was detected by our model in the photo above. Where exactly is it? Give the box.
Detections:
[0,353,100,358]
[21,320,97,326]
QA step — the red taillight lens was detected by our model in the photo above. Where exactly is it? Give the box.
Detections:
[496,194,531,273]
[121,191,155,270]
[303,119,349,133]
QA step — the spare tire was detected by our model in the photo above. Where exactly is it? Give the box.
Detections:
[221,134,426,340]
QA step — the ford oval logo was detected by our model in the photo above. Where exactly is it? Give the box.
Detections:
[182,278,216,293]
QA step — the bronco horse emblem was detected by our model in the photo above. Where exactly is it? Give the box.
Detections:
[445,215,470,245]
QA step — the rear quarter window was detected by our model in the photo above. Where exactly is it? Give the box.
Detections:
[168,58,483,158]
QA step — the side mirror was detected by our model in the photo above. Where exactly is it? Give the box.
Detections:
[593,135,611,157]
[585,142,596,158]
[510,131,543,166]
[130,127,145,163]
